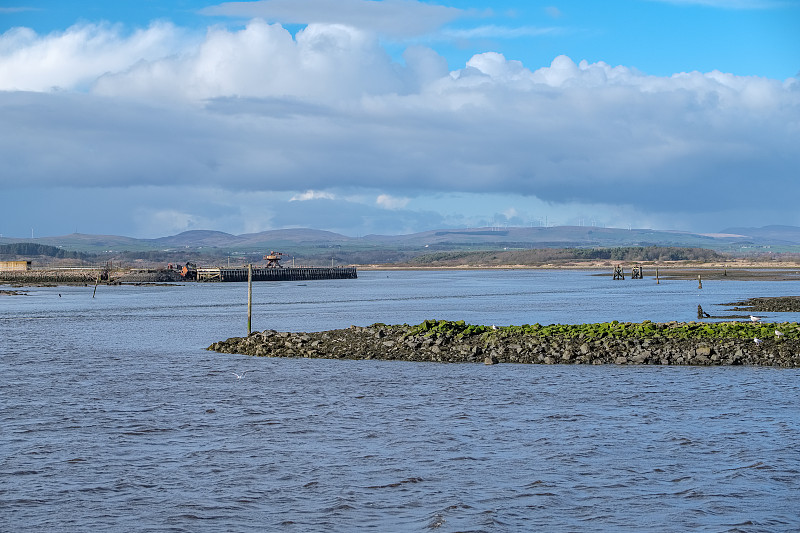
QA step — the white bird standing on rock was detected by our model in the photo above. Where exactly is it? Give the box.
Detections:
[750,315,761,322]
[754,337,762,346]
[775,330,784,337]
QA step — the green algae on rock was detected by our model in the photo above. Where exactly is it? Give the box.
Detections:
[208,320,800,367]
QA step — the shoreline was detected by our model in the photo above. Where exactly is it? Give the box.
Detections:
[208,320,800,367]
[356,263,800,281]
[5,264,800,287]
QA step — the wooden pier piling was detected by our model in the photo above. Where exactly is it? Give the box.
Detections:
[247,264,253,335]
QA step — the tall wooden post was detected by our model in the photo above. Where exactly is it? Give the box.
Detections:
[698,275,702,289]
[656,268,659,284]
[247,264,253,335]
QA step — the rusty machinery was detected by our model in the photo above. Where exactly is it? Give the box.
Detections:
[180,262,198,279]
[264,251,284,268]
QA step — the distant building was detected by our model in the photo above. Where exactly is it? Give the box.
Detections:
[0,260,32,271]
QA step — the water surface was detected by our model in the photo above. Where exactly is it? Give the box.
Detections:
[2,270,799,531]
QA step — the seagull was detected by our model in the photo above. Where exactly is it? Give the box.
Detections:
[775,330,784,337]
[754,337,762,346]
[750,316,761,323]
[491,325,497,330]
[232,371,256,379]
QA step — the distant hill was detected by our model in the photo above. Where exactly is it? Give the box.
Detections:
[718,225,800,245]
[150,230,239,248]
[1,225,798,265]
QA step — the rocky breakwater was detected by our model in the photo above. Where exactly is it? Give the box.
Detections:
[208,320,800,367]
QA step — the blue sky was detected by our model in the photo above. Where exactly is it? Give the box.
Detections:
[1,0,799,238]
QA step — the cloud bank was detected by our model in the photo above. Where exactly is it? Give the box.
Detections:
[200,0,466,38]
[1,16,798,236]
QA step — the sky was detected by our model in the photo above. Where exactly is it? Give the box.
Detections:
[1,0,798,239]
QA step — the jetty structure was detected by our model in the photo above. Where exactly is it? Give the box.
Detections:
[180,251,357,282]
[0,251,356,284]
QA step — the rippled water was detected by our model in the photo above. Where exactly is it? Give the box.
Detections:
[2,270,800,531]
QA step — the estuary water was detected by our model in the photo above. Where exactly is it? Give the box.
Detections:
[2,269,800,532]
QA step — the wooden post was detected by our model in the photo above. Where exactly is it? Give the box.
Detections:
[92,273,100,298]
[698,275,702,289]
[247,263,253,335]
[656,268,659,284]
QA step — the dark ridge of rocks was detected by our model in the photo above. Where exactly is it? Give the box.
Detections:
[0,268,184,285]
[724,296,800,313]
[113,269,185,283]
[208,324,800,367]
[0,270,101,284]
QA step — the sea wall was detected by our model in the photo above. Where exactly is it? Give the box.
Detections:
[208,323,800,367]
[0,269,103,284]
[0,268,184,284]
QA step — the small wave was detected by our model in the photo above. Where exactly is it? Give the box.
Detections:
[427,514,445,529]
[174,513,228,521]
[366,477,423,489]
[120,428,173,436]
[321,503,356,512]
[723,461,767,471]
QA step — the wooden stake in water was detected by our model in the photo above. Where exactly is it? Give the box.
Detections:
[698,275,702,289]
[656,268,659,284]
[247,263,253,335]
[92,273,100,298]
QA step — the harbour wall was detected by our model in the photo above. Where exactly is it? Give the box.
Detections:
[209,323,800,367]
[198,266,357,282]
[0,269,105,284]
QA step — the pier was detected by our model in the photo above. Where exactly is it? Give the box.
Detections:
[196,266,357,282]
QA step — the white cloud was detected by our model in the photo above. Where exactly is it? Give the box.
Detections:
[290,190,337,201]
[443,25,559,40]
[376,194,410,209]
[0,21,189,92]
[134,208,201,236]
[0,17,798,237]
[544,6,563,18]
[91,20,405,103]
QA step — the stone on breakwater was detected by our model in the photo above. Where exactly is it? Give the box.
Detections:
[207,322,800,367]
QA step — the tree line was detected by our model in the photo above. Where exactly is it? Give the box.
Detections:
[0,243,94,260]
[410,246,723,266]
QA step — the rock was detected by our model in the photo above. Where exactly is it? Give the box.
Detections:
[695,346,712,357]
[206,323,800,367]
